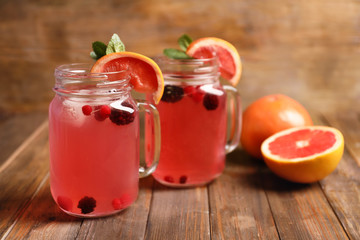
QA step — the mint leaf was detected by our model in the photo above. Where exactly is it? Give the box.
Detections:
[178,34,193,52]
[163,48,192,59]
[90,51,98,60]
[106,34,125,54]
[91,41,107,59]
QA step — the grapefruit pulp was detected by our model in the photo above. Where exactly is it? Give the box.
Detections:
[186,37,242,86]
[261,126,344,183]
[91,52,164,104]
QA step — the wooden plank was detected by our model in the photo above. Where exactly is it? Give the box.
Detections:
[76,177,154,239]
[0,112,47,166]
[208,149,279,239]
[1,0,360,113]
[263,175,348,239]
[0,121,51,238]
[322,110,360,165]
[144,182,210,240]
[261,113,350,239]
[319,111,360,240]
[6,177,154,239]
[3,176,82,239]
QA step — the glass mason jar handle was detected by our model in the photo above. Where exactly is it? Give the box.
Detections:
[137,101,161,178]
[224,85,242,153]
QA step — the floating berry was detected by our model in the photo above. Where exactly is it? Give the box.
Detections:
[82,105,92,116]
[184,86,196,95]
[94,105,111,121]
[57,196,73,211]
[203,93,219,110]
[112,198,122,210]
[164,176,174,183]
[109,102,135,125]
[77,196,96,214]
[184,86,204,102]
[161,85,184,103]
[193,87,205,102]
[112,194,133,210]
[179,175,188,184]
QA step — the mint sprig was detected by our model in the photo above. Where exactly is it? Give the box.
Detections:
[106,34,125,54]
[91,41,107,60]
[163,34,193,59]
[178,34,192,51]
[163,49,191,59]
[90,33,125,60]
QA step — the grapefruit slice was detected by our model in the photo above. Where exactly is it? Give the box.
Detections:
[186,37,242,86]
[261,126,344,183]
[91,52,164,104]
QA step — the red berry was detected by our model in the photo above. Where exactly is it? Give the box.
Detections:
[184,86,204,102]
[184,86,195,95]
[112,198,122,210]
[192,86,205,102]
[161,85,184,103]
[77,196,96,214]
[109,102,135,125]
[112,194,133,210]
[94,105,111,121]
[100,105,111,116]
[164,176,174,183]
[179,175,188,184]
[203,93,219,110]
[82,105,92,116]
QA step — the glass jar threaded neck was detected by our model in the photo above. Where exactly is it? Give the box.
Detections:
[154,56,220,85]
[54,63,131,98]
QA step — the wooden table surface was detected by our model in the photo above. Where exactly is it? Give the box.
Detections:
[1,0,360,239]
[1,109,360,239]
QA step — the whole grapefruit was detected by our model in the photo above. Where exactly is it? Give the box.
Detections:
[240,94,313,159]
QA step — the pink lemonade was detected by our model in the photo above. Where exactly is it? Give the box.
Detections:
[153,83,227,186]
[150,57,241,187]
[49,96,139,217]
[49,64,161,217]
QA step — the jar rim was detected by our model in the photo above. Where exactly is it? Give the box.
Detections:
[55,63,129,78]
[153,55,220,84]
[153,55,219,65]
[54,63,131,97]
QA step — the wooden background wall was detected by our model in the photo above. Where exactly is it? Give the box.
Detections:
[0,0,359,116]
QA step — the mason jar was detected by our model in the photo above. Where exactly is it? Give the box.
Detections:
[49,63,160,217]
[148,56,242,187]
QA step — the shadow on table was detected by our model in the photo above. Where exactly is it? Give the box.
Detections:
[225,147,314,192]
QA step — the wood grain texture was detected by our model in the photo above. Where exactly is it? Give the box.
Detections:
[0,0,359,113]
[0,109,359,239]
[1,0,360,239]
[0,112,47,166]
[208,150,278,239]
[0,121,49,238]
[320,111,360,240]
[145,182,210,240]
[259,112,357,240]
[76,177,154,240]
[262,176,348,239]
[4,176,82,240]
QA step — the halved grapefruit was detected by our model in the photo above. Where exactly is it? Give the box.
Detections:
[261,126,344,183]
[186,37,242,86]
[91,52,164,104]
